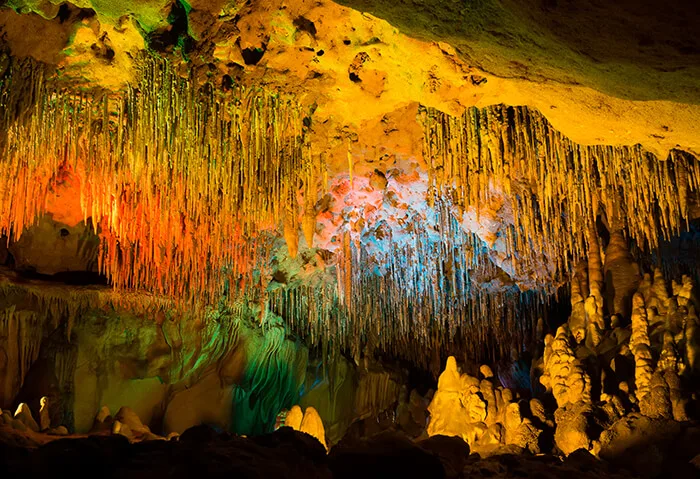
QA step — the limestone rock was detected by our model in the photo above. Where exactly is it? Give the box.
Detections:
[529,398,553,428]
[646,268,672,316]
[95,405,112,423]
[480,422,504,446]
[554,402,594,456]
[639,369,688,421]
[115,406,148,434]
[14,403,39,432]
[283,405,327,451]
[585,227,605,347]
[630,293,653,399]
[684,307,700,374]
[657,331,682,374]
[112,420,133,440]
[509,419,542,454]
[1,410,12,425]
[300,406,327,450]
[603,232,641,319]
[599,413,682,478]
[47,425,69,435]
[396,389,428,438]
[418,434,470,479]
[91,406,114,433]
[11,418,28,431]
[286,405,304,431]
[569,261,589,343]
[39,396,50,431]
[427,357,492,446]
[540,325,591,407]
[8,215,99,276]
[691,453,700,470]
[479,364,494,379]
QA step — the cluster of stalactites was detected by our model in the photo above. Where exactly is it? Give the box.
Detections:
[422,105,700,285]
[268,259,549,368]
[0,55,320,306]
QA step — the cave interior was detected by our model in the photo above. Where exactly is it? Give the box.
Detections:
[1,0,700,478]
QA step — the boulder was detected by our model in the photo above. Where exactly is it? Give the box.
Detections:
[419,435,470,479]
[329,431,445,479]
[14,403,39,432]
[599,413,682,478]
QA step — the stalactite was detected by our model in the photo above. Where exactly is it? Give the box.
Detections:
[422,106,699,289]
[0,306,43,408]
[0,54,313,308]
[2,53,698,371]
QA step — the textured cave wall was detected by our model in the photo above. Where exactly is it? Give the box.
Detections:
[0,0,700,446]
[0,267,404,440]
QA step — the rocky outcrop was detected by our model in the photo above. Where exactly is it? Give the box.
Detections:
[283,405,328,451]
[427,357,545,453]
[630,293,654,400]
[540,325,591,408]
[585,227,605,348]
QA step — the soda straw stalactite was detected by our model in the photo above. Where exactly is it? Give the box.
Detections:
[422,105,700,286]
[1,55,698,368]
[0,55,314,308]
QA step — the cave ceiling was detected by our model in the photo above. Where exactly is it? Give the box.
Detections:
[0,0,699,363]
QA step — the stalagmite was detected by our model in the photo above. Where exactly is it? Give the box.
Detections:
[648,269,672,316]
[539,325,591,407]
[658,331,681,374]
[281,405,327,450]
[603,232,641,319]
[585,226,605,347]
[427,356,543,451]
[300,407,327,450]
[39,396,50,431]
[630,293,654,400]
[685,306,700,374]
[569,262,588,343]
[13,403,39,432]
[285,405,304,431]
[676,275,698,311]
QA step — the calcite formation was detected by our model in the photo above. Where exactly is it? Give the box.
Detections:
[0,1,699,477]
[540,324,592,408]
[426,356,543,454]
[426,235,700,463]
[282,405,327,450]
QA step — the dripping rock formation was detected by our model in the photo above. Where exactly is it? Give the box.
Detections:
[1,0,700,478]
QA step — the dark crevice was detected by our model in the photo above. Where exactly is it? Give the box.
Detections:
[293,16,317,37]
[146,0,194,54]
[56,3,96,23]
[241,45,267,65]
[14,268,109,286]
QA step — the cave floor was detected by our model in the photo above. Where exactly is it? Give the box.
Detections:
[2,424,694,479]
